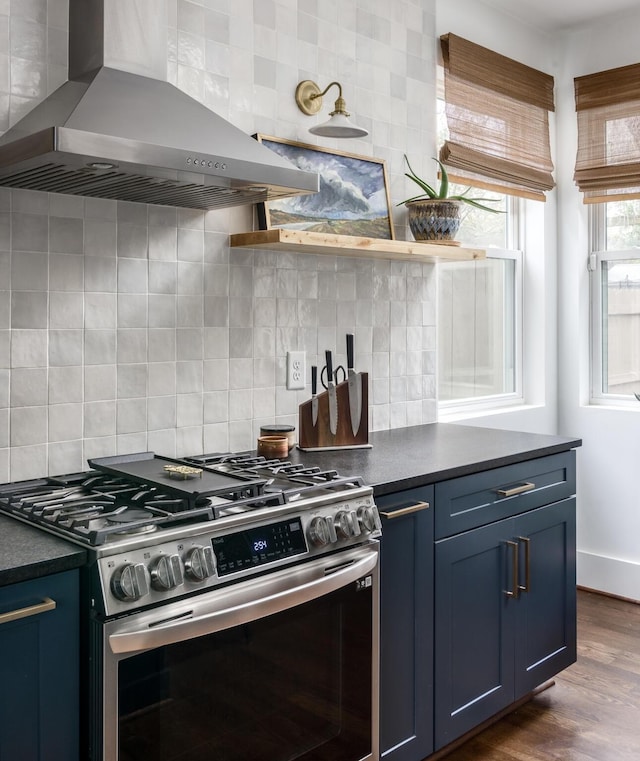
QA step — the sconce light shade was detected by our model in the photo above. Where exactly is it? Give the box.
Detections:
[295,80,369,139]
[309,113,369,138]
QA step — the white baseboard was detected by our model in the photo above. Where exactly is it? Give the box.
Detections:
[577,550,640,603]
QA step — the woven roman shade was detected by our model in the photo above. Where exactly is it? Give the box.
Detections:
[574,62,640,203]
[440,33,556,201]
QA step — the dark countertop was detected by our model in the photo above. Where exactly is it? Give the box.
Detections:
[0,515,86,588]
[288,422,582,496]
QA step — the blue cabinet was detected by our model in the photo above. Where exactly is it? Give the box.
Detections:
[0,570,79,761]
[434,514,517,746]
[378,486,434,761]
[514,499,576,696]
[377,451,578,760]
[433,452,577,750]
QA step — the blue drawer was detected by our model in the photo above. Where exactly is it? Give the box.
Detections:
[434,451,576,539]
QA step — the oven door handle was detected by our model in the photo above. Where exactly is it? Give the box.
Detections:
[108,546,378,654]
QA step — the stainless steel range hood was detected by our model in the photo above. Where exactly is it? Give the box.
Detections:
[0,0,318,210]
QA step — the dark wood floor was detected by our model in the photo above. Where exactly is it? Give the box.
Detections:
[436,589,640,760]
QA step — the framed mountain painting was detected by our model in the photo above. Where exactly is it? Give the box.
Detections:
[254,134,395,239]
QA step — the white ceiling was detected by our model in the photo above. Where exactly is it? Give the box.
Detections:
[479,0,640,31]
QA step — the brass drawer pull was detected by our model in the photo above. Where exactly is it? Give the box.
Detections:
[0,597,56,626]
[497,482,535,498]
[518,536,531,593]
[380,501,430,519]
[504,541,519,599]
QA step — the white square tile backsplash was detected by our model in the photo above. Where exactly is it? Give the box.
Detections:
[0,0,437,481]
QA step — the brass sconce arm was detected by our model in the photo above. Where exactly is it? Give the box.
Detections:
[295,79,368,138]
[296,80,349,117]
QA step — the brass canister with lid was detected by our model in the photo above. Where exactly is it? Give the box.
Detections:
[259,424,296,451]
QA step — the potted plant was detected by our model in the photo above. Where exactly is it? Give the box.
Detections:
[398,155,503,243]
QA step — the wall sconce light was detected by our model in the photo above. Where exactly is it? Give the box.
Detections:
[295,80,368,139]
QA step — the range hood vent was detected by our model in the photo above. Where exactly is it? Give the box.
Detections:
[0,0,318,210]
[0,161,280,210]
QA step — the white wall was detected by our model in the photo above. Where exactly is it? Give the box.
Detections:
[557,8,640,601]
[0,0,440,482]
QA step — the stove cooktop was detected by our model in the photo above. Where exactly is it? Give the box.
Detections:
[0,452,366,548]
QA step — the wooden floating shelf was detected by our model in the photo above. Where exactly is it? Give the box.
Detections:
[229,229,485,263]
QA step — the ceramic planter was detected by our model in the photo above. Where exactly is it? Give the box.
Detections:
[406,199,462,242]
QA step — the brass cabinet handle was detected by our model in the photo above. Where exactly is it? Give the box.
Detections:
[504,541,519,598]
[497,482,535,498]
[0,597,56,626]
[379,501,430,519]
[518,536,531,593]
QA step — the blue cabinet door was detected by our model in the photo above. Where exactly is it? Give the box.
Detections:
[0,570,79,761]
[514,497,577,696]
[378,486,434,761]
[434,497,577,751]
[434,518,517,750]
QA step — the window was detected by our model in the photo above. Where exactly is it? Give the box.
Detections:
[437,96,524,410]
[590,201,640,401]
[576,63,640,402]
[434,32,550,411]
[438,192,522,406]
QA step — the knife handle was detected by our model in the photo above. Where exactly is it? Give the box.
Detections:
[311,365,317,395]
[325,350,333,383]
[346,333,354,371]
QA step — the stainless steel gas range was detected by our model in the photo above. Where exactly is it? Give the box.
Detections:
[0,451,382,761]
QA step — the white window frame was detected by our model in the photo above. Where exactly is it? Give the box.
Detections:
[438,196,525,415]
[589,204,640,405]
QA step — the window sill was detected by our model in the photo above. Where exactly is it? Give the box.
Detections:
[438,400,540,423]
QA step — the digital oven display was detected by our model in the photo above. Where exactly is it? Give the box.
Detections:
[212,518,307,576]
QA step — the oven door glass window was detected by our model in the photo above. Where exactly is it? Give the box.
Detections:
[117,581,373,761]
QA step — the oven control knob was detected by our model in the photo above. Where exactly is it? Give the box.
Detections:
[334,510,356,540]
[184,546,216,581]
[350,510,362,536]
[111,563,149,602]
[357,505,379,533]
[149,553,184,591]
[308,516,334,547]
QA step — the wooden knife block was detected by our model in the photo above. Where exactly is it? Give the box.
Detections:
[298,374,370,450]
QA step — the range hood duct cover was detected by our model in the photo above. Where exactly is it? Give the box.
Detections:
[0,0,318,210]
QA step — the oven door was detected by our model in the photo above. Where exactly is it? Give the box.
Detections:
[97,542,379,761]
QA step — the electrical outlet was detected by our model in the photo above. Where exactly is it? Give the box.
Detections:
[286,351,306,390]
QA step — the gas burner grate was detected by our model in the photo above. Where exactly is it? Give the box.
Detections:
[0,472,220,546]
[0,495,216,545]
[188,454,353,482]
[186,453,365,499]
